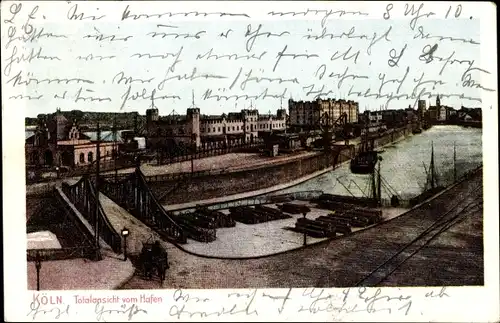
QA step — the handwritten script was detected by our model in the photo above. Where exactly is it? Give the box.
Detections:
[1,1,493,116]
[167,287,452,320]
[27,294,71,320]
[24,287,452,320]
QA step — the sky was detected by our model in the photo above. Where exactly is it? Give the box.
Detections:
[2,1,486,117]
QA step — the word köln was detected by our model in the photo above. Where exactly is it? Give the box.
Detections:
[73,294,163,304]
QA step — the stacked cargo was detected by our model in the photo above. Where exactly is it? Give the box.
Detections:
[229,206,291,224]
[314,199,382,228]
[278,203,311,214]
[175,217,217,242]
[195,207,236,228]
[314,215,352,235]
[329,212,370,227]
[180,212,217,229]
[293,217,337,238]
[314,193,378,207]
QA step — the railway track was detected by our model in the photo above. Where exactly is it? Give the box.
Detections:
[354,185,483,287]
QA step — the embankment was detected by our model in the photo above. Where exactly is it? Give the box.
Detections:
[151,125,415,206]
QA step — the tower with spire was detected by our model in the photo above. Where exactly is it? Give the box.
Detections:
[186,89,201,147]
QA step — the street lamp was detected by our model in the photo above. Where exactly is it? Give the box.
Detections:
[55,166,60,179]
[121,228,130,261]
[35,252,42,291]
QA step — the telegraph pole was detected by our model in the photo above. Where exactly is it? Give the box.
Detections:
[377,157,382,206]
[453,141,457,183]
[113,113,118,182]
[95,122,102,259]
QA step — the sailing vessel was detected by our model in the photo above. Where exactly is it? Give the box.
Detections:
[409,141,445,206]
[350,124,378,174]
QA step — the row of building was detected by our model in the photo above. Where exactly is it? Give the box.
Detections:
[146,98,360,149]
[360,96,482,127]
[146,107,287,149]
[25,96,481,169]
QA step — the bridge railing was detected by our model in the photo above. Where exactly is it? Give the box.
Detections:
[99,169,188,243]
[62,176,122,254]
[134,169,189,243]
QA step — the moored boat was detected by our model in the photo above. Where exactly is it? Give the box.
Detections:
[350,151,378,174]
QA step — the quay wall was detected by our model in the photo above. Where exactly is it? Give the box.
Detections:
[155,124,414,205]
[158,153,338,205]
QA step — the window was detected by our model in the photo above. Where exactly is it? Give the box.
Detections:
[88,152,93,163]
[106,150,110,157]
[79,153,85,163]
[213,127,215,132]
[218,127,221,132]
[237,126,239,130]
[232,126,235,131]
[208,128,210,132]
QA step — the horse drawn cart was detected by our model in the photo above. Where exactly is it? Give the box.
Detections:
[138,238,169,285]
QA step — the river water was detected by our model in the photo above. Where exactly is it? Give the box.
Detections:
[275,126,483,201]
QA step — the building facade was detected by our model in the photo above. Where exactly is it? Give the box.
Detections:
[417,100,427,120]
[428,95,453,122]
[288,98,359,129]
[146,107,287,150]
[26,111,118,168]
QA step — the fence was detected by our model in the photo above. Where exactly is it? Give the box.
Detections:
[26,158,137,184]
[157,142,264,165]
[27,246,98,261]
[26,142,264,185]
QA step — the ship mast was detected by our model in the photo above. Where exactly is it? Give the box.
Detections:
[371,167,377,201]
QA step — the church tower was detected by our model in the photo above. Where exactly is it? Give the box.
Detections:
[436,94,441,107]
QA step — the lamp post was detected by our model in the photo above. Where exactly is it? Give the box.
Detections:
[35,252,42,291]
[121,228,130,261]
[302,212,307,246]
